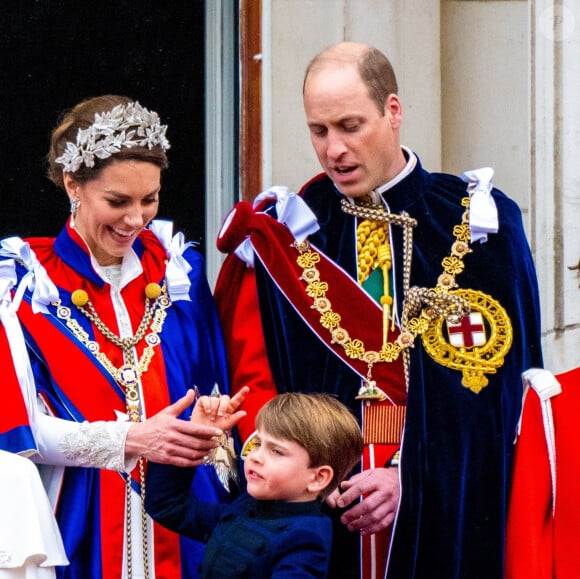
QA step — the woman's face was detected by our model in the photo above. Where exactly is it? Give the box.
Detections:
[64,160,161,265]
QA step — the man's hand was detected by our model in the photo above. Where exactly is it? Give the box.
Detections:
[327,467,400,535]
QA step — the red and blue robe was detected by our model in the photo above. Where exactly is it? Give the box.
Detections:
[0,222,230,579]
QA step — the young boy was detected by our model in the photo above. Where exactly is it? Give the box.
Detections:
[145,390,363,578]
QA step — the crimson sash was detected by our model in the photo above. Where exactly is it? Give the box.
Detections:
[217,201,407,405]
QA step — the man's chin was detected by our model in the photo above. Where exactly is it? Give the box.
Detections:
[332,183,368,199]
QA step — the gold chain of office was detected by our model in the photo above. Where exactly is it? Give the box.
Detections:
[54,280,170,579]
[292,197,472,390]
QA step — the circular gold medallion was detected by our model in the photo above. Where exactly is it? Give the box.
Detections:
[421,288,513,393]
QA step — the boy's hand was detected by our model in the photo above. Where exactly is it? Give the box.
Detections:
[191,385,249,432]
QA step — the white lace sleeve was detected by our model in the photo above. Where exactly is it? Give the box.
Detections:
[59,420,134,472]
[33,410,137,473]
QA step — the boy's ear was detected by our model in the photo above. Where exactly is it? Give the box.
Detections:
[307,465,334,494]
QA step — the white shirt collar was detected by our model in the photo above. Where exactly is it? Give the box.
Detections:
[91,249,142,290]
[371,146,417,202]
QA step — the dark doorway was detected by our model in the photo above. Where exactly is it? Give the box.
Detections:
[0,1,207,251]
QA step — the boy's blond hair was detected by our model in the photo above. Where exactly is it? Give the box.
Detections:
[256,393,363,500]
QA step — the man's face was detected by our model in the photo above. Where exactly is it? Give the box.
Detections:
[304,64,404,198]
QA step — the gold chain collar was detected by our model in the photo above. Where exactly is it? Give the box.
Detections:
[54,281,170,579]
[293,196,474,395]
[419,198,513,392]
[55,282,170,421]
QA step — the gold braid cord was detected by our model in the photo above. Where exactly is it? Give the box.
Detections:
[335,196,513,394]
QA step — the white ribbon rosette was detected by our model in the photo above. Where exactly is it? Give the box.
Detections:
[461,167,499,244]
[148,220,194,302]
[230,185,320,267]
[0,237,59,313]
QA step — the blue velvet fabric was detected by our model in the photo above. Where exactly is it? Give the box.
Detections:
[254,157,543,578]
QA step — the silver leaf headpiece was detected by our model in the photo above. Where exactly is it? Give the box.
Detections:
[55,101,170,173]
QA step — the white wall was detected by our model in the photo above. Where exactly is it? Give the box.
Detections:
[441,1,529,215]
[529,0,580,373]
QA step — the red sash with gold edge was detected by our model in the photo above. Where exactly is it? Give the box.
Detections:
[218,201,407,406]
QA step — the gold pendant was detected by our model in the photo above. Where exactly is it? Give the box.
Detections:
[356,379,389,400]
[355,363,388,400]
[421,288,513,393]
[117,364,139,391]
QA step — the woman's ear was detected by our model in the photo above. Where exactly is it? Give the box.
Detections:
[307,465,334,495]
[62,172,80,198]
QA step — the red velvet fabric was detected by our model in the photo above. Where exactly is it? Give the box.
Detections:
[505,367,580,578]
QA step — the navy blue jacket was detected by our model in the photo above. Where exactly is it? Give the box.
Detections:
[145,463,332,578]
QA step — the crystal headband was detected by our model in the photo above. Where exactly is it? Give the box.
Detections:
[55,101,170,173]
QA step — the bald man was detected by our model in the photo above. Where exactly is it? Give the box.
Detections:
[215,42,542,579]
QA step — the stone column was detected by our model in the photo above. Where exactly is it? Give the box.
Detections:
[530,0,580,372]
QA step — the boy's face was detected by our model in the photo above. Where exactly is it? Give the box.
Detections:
[244,429,325,502]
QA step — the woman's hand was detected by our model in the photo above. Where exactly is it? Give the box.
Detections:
[124,387,247,467]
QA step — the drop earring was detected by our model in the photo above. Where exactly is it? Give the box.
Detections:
[70,196,81,226]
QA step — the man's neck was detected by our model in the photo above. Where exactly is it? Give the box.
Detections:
[372,146,417,200]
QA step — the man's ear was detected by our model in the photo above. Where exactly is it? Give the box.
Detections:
[307,465,334,494]
[385,93,403,129]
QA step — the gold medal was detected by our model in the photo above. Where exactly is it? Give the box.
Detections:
[421,289,513,393]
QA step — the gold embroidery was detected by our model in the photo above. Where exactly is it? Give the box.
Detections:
[422,290,512,393]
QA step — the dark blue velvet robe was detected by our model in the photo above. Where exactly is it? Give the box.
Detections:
[253,156,543,578]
